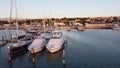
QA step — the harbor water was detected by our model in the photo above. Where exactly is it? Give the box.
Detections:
[0,29,120,68]
[0,30,26,40]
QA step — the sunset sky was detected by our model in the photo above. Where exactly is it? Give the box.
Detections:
[0,0,120,18]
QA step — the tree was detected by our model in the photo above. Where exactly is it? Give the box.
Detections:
[80,18,87,26]
[112,17,117,22]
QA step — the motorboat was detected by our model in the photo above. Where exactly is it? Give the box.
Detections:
[28,33,48,54]
[46,31,64,53]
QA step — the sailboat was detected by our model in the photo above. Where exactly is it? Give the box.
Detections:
[11,20,25,39]
[10,0,25,39]
[7,0,32,56]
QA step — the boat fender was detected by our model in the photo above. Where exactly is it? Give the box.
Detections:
[31,48,34,54]
[7,47,11,53]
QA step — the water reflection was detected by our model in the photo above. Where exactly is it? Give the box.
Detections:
[47,48,63,62]
[29,50,45,63]
[0,47,1,52]
[9,60,13,68]
[62,48,66,68]
[33,62,36,68]
[47,45,66,68]
[7,44,67,68]
[0,30,120,68]
[8,50,28,62]
[8,50,28,68]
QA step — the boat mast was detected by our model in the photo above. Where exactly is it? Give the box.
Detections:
[10,0,13,22]
[15,0,19,39]
[43,10,47,33]
[9,0,13,41]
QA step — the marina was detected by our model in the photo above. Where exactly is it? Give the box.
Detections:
[0,29,120,68]
[0,0,120,68]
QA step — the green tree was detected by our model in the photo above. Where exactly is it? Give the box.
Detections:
[112,17,117,22]
[80,18,87,26]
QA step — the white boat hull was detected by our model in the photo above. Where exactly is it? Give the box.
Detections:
[46,38,64,53]
[30,47,43,54]
[46,30,64,53]
[28,38,45,54]
[48,45,62,53]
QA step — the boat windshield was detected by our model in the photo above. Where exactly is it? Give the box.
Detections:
[52,31,62,38]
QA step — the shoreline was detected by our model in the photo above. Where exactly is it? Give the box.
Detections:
[0,23,119,30]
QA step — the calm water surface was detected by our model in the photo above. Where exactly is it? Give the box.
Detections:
[0,30,25,40]
[0,29,120,68]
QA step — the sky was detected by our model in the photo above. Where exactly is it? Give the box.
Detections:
[0,0,120,19]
